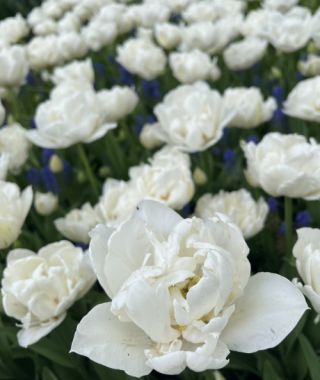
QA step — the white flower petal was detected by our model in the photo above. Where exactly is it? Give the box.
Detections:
[71,302,153,377]
[221,273,308,353]
[89,224,115,298]
[18,313,66,348]
[125,279,179,343]
[134,199,183,239]
[146,352,186,375]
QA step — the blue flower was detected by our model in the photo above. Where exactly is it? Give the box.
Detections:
[141,80,161,100]
[94,62,106,77]
[246,135,259,144]
[26,71,36,86]
[272,85,285,105]
[41,149,55,166]
[29,120,37,129]
[267,197,279,213]
[42,167,60,193]
[295,210,312,228]
[117,63,135,86]
[26,168,42,186]
[223,148,236,167]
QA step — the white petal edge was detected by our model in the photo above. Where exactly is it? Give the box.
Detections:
[18,313,66,348]
[71,302,153,378]
[89,224,115,298]
[221,272,309,353]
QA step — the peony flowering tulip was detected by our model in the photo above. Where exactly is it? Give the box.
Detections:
[72,200,307,377]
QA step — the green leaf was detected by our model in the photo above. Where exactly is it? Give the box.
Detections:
[227,352,258,375]
[42,367,58,380]
[263,361,283,380]
[299,334,320,380]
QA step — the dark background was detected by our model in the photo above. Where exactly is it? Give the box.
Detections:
[0,0,42,20]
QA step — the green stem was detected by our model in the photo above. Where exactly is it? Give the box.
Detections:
[284,197,293,256]
[77,144,99,198]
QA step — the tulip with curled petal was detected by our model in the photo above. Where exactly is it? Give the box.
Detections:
[169,50,221,84]
[0,14,29,45]
[71,200,307,377]
[283,76,320,122]
[0,181,32,249]
[129,146,194,210]
[224,87,276,129]
[195,189,269,239]
[223,37,268,71]
[116,35,166,80]
[97,86,139,123]
[241,132,320,199]
[153,82,233,152]
[27,82,116,149]
[293,228,320,314]
[55,203,104,244]
[1,241,96,347]
[154,23,182,50]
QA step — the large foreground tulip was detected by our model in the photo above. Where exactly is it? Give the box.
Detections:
[72,200,307,377]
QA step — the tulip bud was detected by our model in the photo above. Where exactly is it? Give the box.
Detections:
[193,167,207,185]
[34,191,58,215]
[49,154,63,173]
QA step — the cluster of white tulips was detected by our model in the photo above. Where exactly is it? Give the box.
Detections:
[0,0,320,379]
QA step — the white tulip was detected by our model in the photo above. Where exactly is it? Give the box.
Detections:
[263,0,299,12]
[126,3,170,28]
[139,122,166,150]
[97,179,143,227]
[265,7,313,52]
[242,132,320,199]
[223,37,268,71]
[154,82,233,152]
[241,9,276,39]
[180,16,242,54]
[57,32,87,62]
[27,36,60,70]
[129,146,194,210]
[0,181,33,249]
[2,241,96,347]
[50,58,95,86]
[169,50,220,84]
[154,23,182,50]
[72,200,307,377]
[54,203,103,244]
[0,14,29,44]
[283,76,320,122]
[117,36,167,80]
[34,192,58,215]
[97,86,139,122]
[27,82,116,148]
[224,87,276,128]
[82,21,117,52]
[0,123,31,174]
[0,154,9,180]
[57,12,81,33]
[195,189,269,239]
[298,55,320,77]
[293,228,320,314]
[0,46,29,87]
[182,0,245,24]
[33,19,57,36]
